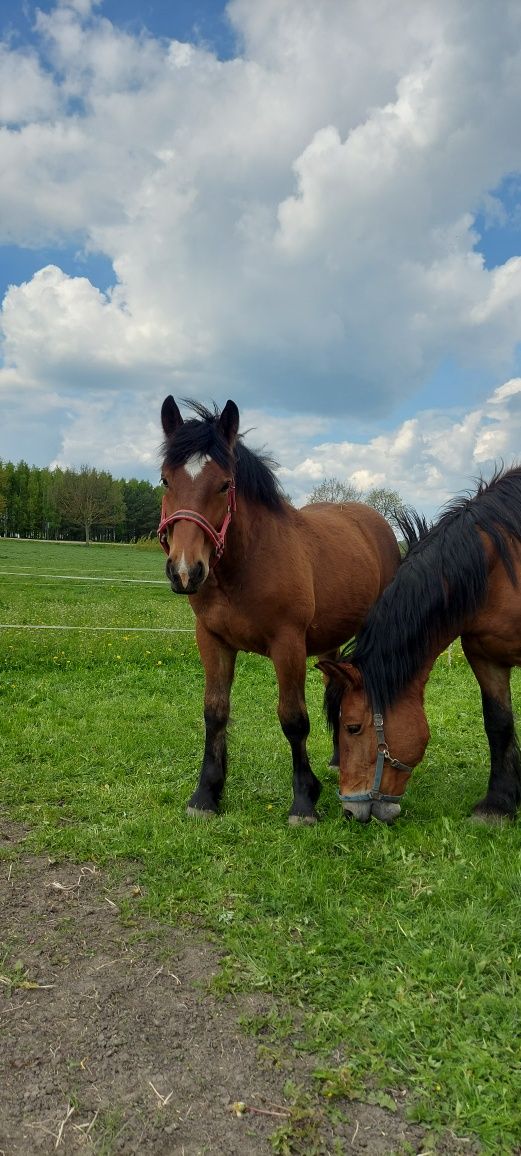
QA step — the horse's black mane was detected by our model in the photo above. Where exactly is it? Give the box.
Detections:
[325,465,521,725]
[162,400,286,512]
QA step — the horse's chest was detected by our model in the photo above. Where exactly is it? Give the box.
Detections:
[198,602,269,655]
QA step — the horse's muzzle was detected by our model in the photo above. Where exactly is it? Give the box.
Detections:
[166,558,207,595]
[341,799,401,824]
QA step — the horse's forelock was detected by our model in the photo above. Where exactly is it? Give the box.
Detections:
[162,412,234,474]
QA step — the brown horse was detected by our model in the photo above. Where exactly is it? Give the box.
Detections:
[158,396,400,823]
[320,466,521,825]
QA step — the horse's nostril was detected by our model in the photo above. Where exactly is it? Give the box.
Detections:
[341,801,372,823]
[371,800,401,824]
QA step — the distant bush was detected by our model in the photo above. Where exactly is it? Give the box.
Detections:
[134,534,162,550]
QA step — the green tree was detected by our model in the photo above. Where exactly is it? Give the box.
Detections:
[307,477,363,504]
[0,461,8,531]
[120,478,162,540]
[307,476,403,527]
[53,466,125,545]
[365,486,404,528]
[12,461,31,536]
[1,462,16,535]
[40,467,62,538]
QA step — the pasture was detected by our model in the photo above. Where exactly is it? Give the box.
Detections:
[1,538,520,1154]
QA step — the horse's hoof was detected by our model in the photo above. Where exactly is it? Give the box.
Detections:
[288,813,319,826]
[186,805,218,820]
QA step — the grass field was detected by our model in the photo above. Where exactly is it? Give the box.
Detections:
[1,538,521,1153]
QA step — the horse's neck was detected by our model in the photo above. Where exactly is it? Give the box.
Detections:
[409,654,440,700]
[405,630,458,707]
[215,499,273,579]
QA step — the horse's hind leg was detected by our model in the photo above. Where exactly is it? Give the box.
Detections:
[187,626,237,818]
[463,648,521,821]
[319,648,341,768]
[271,633,322,824]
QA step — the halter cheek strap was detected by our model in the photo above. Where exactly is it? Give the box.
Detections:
[157,481,236,565]
[337,711,412,804]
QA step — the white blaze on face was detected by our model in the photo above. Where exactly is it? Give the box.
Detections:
[177,551,190,588]
[183,454,210,480]
[173,455,213,588]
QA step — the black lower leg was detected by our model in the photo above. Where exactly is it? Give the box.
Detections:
[473,692,521,818]
[281,712,322,820]
[188,708,228,814]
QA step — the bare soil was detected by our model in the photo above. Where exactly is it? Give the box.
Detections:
[0,821,473,1155]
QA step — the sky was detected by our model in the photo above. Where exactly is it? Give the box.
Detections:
[1,0,521,516]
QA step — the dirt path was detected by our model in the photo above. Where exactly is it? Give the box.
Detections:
[0,823,468,1155]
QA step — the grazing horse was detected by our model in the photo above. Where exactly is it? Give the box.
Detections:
[158,396,400,823]
[320,466,521,825]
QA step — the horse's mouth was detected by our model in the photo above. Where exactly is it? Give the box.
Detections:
[169,578,202,596]
[342,800,401,825]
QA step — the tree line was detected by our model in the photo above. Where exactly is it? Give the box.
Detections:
[0,460,403,545]
[0,460,163,544]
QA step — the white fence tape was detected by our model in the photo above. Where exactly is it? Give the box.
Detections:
[0,570,164,586]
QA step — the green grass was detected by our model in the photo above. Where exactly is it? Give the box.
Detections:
[1,538,521,1153]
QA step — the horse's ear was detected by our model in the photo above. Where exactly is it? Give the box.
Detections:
[161,396,183,437]
[218,400,239,447]
[343,663,363,690]
[316,660,362,689]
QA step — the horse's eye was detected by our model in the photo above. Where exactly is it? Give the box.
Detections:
[345,723,362,735]
[219,481,231,493]
[161,477,168,487]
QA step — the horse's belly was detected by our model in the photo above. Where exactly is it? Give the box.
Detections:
[305,619,358,656]
[305,587,383,655]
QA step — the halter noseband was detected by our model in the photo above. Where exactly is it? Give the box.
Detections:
[337,711,412,805]
[157,481,236,564]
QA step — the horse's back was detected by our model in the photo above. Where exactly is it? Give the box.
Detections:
[297,501,400,653]
[300,501,399,590]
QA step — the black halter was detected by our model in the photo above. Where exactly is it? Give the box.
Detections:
[337,712,412,805]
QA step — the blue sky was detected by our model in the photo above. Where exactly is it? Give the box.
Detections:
[1,0,521,512]
[1,0,236,54]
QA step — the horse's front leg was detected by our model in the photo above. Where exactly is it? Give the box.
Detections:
[187,624,237,818]
[319,648,341,768]
[270,633,322,825]
[463,648,521,821]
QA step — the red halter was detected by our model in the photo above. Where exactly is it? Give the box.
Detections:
[157,481,236,564]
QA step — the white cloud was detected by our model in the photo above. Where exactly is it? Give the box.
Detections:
[276,378,521,514]
[0,265,189,385]
[0,46,59,125]
[1,0,521,510]
[48,391,163,475]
